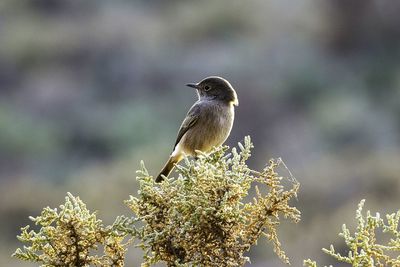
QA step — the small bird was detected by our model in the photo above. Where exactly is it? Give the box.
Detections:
[156,76,238,182]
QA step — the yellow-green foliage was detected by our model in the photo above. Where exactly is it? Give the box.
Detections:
[13,193,134,266]
[304,200,400,267]
[13,137,300,267]
[126,136,300,266]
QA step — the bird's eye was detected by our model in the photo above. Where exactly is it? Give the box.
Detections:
[204,85,211,91]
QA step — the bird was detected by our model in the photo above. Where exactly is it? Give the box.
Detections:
[155,76,238,182]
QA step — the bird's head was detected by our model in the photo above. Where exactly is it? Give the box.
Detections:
[186,76,238,106]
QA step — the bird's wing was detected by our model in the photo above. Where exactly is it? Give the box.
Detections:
[173,103,201,150]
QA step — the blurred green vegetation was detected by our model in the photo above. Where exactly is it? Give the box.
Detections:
[1,0,399,266]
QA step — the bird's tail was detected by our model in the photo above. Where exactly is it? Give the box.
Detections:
[155,155,181,183]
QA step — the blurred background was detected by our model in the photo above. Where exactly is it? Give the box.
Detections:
[1,0,400,266]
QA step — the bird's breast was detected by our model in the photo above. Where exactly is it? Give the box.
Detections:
[182,102,234,155]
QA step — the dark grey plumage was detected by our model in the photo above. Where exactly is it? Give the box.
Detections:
[156,76,238,182]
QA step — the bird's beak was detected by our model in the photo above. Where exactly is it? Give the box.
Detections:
[186,83,199,89]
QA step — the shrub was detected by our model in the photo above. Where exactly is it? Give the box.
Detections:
[126,136,300,266]
[14,136,301,266]
[304,200,400,267]
[12,193,134,266]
